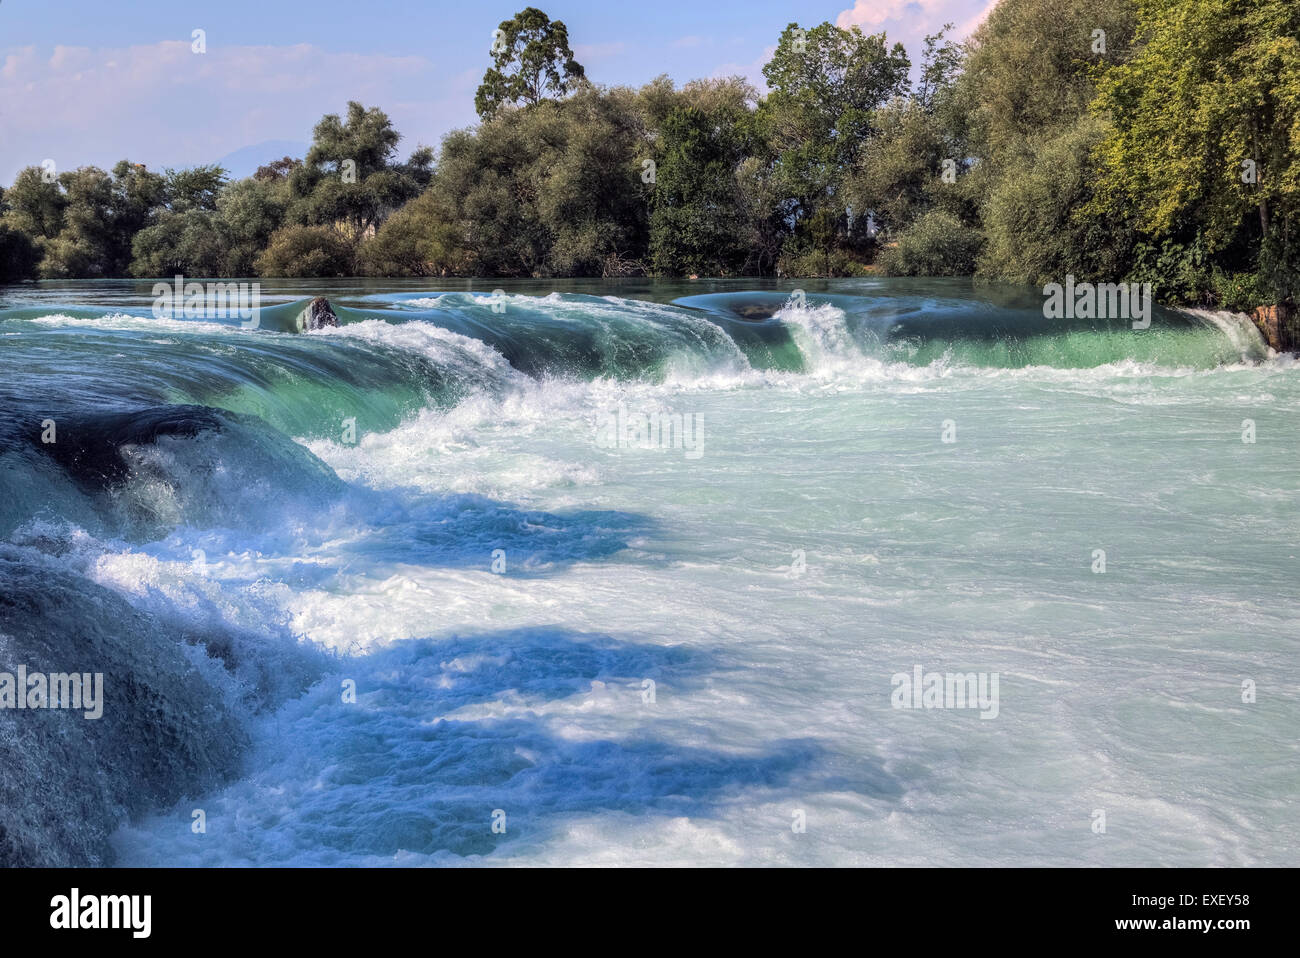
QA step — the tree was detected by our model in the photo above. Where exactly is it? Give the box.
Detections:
[255,157,302,182]
[129,209,225,277]
[109,161,168,269]
[979,115,1127,284]
[255,225,353,277]
[361,186,470,276]
[649,105,747,275]
[761,21,911,267]
[1092,0,1300,302]
[162,165,227,212]
[287,102,432,243]
[958,0,1137,162]
[957,0,1139,286]
[535,86,652,276]
[475,7,586,119]
[215,177,291,276]
[916,26,964,114]
[368,85,652,277]
[878,209,984,276]
[844,26,971,248]
[40,167,117,277]
[0,224,40,282]
[2,166,67,240]
[762,22,910,169]
[848,102,948,240]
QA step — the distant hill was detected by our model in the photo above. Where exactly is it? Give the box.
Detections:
[214,140,309,180]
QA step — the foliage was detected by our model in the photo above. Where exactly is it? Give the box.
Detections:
[255,225,354,277]
[1,0,1295,311]
[1092,0,1300,303]
[877,210,984,276]
[0,223,40,282]
[475,7,586,119]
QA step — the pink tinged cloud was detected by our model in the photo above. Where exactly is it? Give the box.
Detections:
[835,0,998,56]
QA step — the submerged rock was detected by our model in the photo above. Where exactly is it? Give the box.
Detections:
[299,296,339,331]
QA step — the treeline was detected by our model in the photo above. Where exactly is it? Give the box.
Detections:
[0,0,1296,311]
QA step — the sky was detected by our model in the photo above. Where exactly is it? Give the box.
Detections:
[0,0,995,184]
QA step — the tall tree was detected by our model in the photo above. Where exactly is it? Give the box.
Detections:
[649,105,747,275]
[2,166,67,240]
[1093,0,1300,300]
[956,0,1139,284]
[475,7,586,119]
[760,21,910,266]
[288,101,432,243]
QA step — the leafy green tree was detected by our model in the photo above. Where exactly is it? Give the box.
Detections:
[878,209,984,276]
[475,7,586,119]
[649,102,749,276]
[129,209,225,277]
[108,161,168,268]
[763,22,910,166]
[255,157,302,182]
[957,0,1139,285]
[255,225,354,277]
[287,102,432,243]
[915,26,964,114]
[1092,0,1300,302]
[849,103,948,239]
[979,115,1128,283]
[162,165,227,212]
[761,21,910,266]
[215,176,291,276]
[0,223,40,282]
[370,86,650,277]
[843,26,972,256]
[3,167,66,238]
[38,167,116,277]
[958,0,1137,162]
[361,186,470,276]
[536,86,652,275]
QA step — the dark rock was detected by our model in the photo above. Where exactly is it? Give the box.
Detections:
[1249,304,1297,352]
[300,296,339,331]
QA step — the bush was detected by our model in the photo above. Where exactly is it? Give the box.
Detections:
[255,225,353,278]
[777,245,865,278]
[129,210,226,277]
[978,117,1132,285]
[0,224,40,282]
[877,210,983,276]
[1210,269,1266,312]
[359,188,475,276]
[1125,236,1212,305]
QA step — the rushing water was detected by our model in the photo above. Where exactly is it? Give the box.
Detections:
[0,277,1295,866]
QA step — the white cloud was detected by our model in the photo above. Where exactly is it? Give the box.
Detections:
[835,0,997,62]
[0,41,475,184]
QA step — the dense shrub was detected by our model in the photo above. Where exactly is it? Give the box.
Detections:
[0,224,40,282]
[878,210,983,276]
[255,225,354,277]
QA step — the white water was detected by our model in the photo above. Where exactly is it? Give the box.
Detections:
[82,309,1299,867]
[3,288,1295,866]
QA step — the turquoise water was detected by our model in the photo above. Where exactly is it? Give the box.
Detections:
[1,278,1296,866]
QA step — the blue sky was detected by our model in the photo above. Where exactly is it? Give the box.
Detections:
[0,0,993,183]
